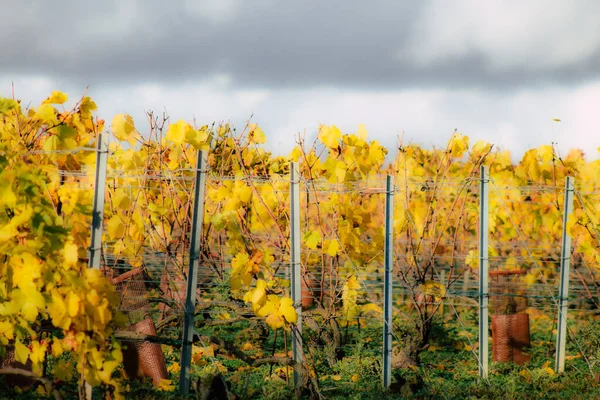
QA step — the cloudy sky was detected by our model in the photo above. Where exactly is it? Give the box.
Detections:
[2,0,600,159]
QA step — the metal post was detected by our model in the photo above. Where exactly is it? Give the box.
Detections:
[440,270,446,318]
[84,134,108,399]
[478,166,489,380]
[88,133,108,270]
[383,175,394,389]
[179,150,208,395]
[555,176,574,373]
[290,161,303,387]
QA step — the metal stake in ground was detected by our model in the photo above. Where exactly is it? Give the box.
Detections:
[84,133,108,400]
[290,161,303,387]
[383,175,394,389]
[555,176,574,373]
[479,165,489,380]
[180,150,208,395]
[88,133,108,270]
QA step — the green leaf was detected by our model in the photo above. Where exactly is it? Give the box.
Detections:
[0,98,17,115]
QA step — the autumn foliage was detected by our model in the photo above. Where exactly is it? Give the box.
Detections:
[1,91,599,397]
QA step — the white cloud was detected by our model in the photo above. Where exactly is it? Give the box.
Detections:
[407,0,600,71]
[182,0,242,23]
[234,89,271,109]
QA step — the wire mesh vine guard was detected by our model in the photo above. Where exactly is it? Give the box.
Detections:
[110,267,169,386]
[489,270,531,364]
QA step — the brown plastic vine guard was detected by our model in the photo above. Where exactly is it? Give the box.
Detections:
[120,317,169,386]
[490,270,531,364]
[111,268,168,386]
[491,314,531,364]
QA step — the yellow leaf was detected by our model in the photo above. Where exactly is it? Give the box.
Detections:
[360,303,382,316]
[204,346,215,358]
[289,146,303,162]
[465,250,478,269]
[334,161,346,182]
[36,385,48,396]
[346,276,361,290]
[113,190,132,209]
[525,273,537,285]
[112,114,138,144]
[357,124,368,140]
[418,280,446,300]
[537,145,554,164]
[29,340,47,365]
[185,128,210,149]
[265,314,285,330]
[257,298,276,318]
[15,340,29,364]
[51,340,63,357]
[44,91,68,104]
[519,369,531,380]
[470,140,492,159]
[248,124,267,144]
[351,373,360,382]
[331,374,342,381]
[167,362,181,374]
[22,302,39,322]
[35,104,57,123]
[80,96,97,116]
[157,379,176,392]
[87,289,101,306]
[448,133,469,157]
[107,215,126,239]
[98,360,120,383]
[217,312,231,320]
[280,297,297,324]
[247,279,267,311]
[63,242,79,266]
[318,125,342,149]
[67,292,81,317]
[0,321,14,340]
[234,182,252,203]
[43,135,60,151]
[552,118,562,122]
[166,120,191,144]
[0,179,17,208]
[325,239,340,257]
[303,230,322,250]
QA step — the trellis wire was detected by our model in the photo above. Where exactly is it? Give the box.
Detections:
[28,144,600,394]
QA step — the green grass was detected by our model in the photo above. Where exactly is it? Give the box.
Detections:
[2,308,600,399]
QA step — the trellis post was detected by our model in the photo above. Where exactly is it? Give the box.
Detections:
[179,150,208,395]
[83,134,109,399]
[88,133,108,270]
[383,175,394,389]
[290,161,303,387]
[555,176,574,373]
[479,166,489,380]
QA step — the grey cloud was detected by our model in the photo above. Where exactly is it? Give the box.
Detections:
[2,0,600,91]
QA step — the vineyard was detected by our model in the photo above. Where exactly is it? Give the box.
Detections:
[1,91,600,399]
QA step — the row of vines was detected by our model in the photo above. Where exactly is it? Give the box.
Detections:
[1,91,599,398]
